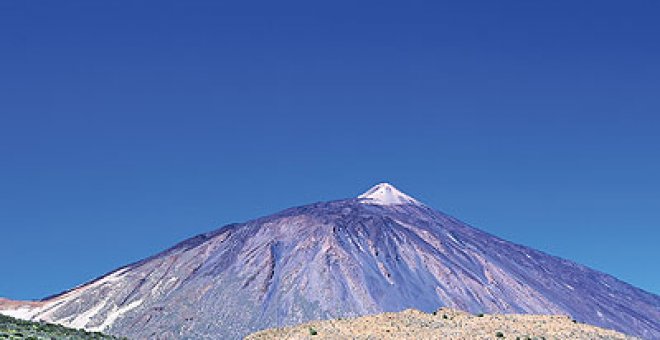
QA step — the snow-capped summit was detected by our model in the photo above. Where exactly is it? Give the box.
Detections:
[357,183,421,206]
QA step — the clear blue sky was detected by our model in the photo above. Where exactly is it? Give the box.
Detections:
[1,1,658,300]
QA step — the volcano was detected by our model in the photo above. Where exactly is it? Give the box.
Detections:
[1,183,658,339]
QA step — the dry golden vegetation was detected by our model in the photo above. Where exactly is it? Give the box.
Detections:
[247,307,637,340]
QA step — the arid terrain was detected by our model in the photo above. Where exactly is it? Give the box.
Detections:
[247,307,637,340]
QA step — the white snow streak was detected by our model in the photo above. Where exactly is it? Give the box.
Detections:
[90,299,144,332]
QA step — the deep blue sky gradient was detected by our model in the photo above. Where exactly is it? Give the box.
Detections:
[1,1,659,299]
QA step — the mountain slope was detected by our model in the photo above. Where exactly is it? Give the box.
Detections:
[1,183,658,339]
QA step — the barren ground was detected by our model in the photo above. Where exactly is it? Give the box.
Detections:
[246,307,637,340]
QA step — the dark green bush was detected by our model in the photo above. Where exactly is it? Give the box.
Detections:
[0,313,120,339]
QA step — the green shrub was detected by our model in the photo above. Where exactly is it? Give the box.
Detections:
[495,331,504,338]
[309,327,318,336]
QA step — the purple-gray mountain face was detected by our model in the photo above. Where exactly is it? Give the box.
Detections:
[1,184,659,339]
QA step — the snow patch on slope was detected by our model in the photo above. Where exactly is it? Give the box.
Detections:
[67,298,109,329]
[0,307,39,320]
[89,299,144,332]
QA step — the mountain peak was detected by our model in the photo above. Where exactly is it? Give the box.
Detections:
[1,182,657,339]
[357,183,421,206]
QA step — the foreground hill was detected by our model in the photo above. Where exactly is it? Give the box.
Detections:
[247,307,637,340]
[0,184,658,339]
[0,313,123,339]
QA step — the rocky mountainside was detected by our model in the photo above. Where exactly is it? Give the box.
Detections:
[1,183,658,339]
[247,307,638,339]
